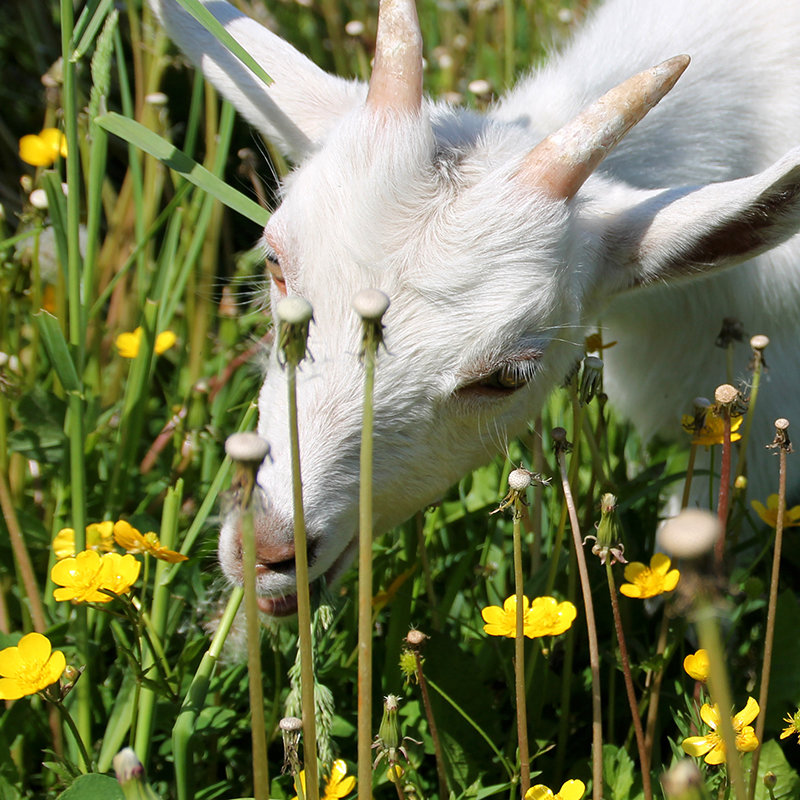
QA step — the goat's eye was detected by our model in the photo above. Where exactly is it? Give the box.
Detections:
[266,253,287,296]
[457,355,541,399]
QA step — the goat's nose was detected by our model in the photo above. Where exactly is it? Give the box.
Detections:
[237,511,300,575]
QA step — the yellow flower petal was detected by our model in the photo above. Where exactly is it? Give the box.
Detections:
[0,633,66,699]
[116,328,143,359]
[734,697,759,728]
[51,550,113,603]
[557,780,586,800]
[39,128,68,158]
[526,787,555,800]
[19,129,67,167]
[683,649,710,682]
[681,735,713,758]
[699,703,719,730]
[99,553,141,596]
[155,330,176,355]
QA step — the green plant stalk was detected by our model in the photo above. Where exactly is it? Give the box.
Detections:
[734,359,764,484]
[503,0,515,87]
[426,677,514,778]
[287,361,320,800]
[605,562,651,800]
[412,649,449,799]
[53,698,94,773]
[715,414,732,573]
[61,0,92,757]
[173,585,243,800]
[643,609,671,762]
[695,599,746,800]
[0,471,46,633]
[556,449,603,800]
[513,499,530,796]
[749,442,788,799]
[241,476,270,800]
[680,444,698,510]
[358,344,376,800]
[134,480,183,765]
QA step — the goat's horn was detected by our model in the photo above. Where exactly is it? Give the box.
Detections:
[366,0,423,113]
[520,54,690,199]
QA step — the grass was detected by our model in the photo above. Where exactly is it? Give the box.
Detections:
[1,0,800,799]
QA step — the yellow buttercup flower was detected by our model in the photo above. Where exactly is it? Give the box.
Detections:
[681,411,743,446]
[780,709,800,744]
[482,595,530,638]
[0,632,66,700]
[113,520,188,563]
[19,128,68,167]
[681,697,759,765]
[619,553,680,599]
[51,550,140,603]
[683,649,710,682]
[527,596,578,638]
[291,759,355,800]
[525,779,586,800]
[115,327,177,359]
[53,521,115,560]
[751,494,800,529]
[481,595,576,639]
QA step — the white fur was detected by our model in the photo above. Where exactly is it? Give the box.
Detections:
[152,0,800,604]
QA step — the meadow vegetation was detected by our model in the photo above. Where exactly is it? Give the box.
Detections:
[1,0,800,798]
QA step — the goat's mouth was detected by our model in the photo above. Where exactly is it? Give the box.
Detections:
[255,535,357,617]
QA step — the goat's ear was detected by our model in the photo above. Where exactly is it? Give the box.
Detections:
[596,148,800,291]
[150,0,366,160]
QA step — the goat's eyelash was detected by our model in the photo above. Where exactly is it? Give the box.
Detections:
[264,249,288,295]
[455,350,544,400]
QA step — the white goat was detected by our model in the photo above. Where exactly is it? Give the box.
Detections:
[153,0,800,614]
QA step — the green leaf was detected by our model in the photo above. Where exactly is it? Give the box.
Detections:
[33,311,80,393]
[602,744,641,800]
[56,774,125,800]
[743,739,800,800]
[96,113,269,226]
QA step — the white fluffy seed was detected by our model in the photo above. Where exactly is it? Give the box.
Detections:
[508,468,532,491]
[224,432,270,464]
[352,288,390,321]
[659,509,721,559]
[276,296,313,325]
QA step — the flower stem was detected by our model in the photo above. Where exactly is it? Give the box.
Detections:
[241,475,269,800]
[555,438,603,800]
[358,340,376,800]
[715,411,732,572]
[605,562,652,800]
[513,498,530,797]
[286,360,320,800]
[411,646,448,799]
[53,699,93,773]
[695,599,746,800]
[748,419,791,800]
[173,585,243,800]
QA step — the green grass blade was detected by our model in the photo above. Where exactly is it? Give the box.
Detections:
[171,0,273,87]
[96,112,269,226]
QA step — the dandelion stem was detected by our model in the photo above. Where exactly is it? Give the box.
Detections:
[749,419,791,800]
[681,445,698,510]
[286,360,320,800]
[513,497,530,797]
[555,438,603,800]
[715,411,732,571]
[357,339,376,800]
[241,474,269,800]
[605,562,652,800]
